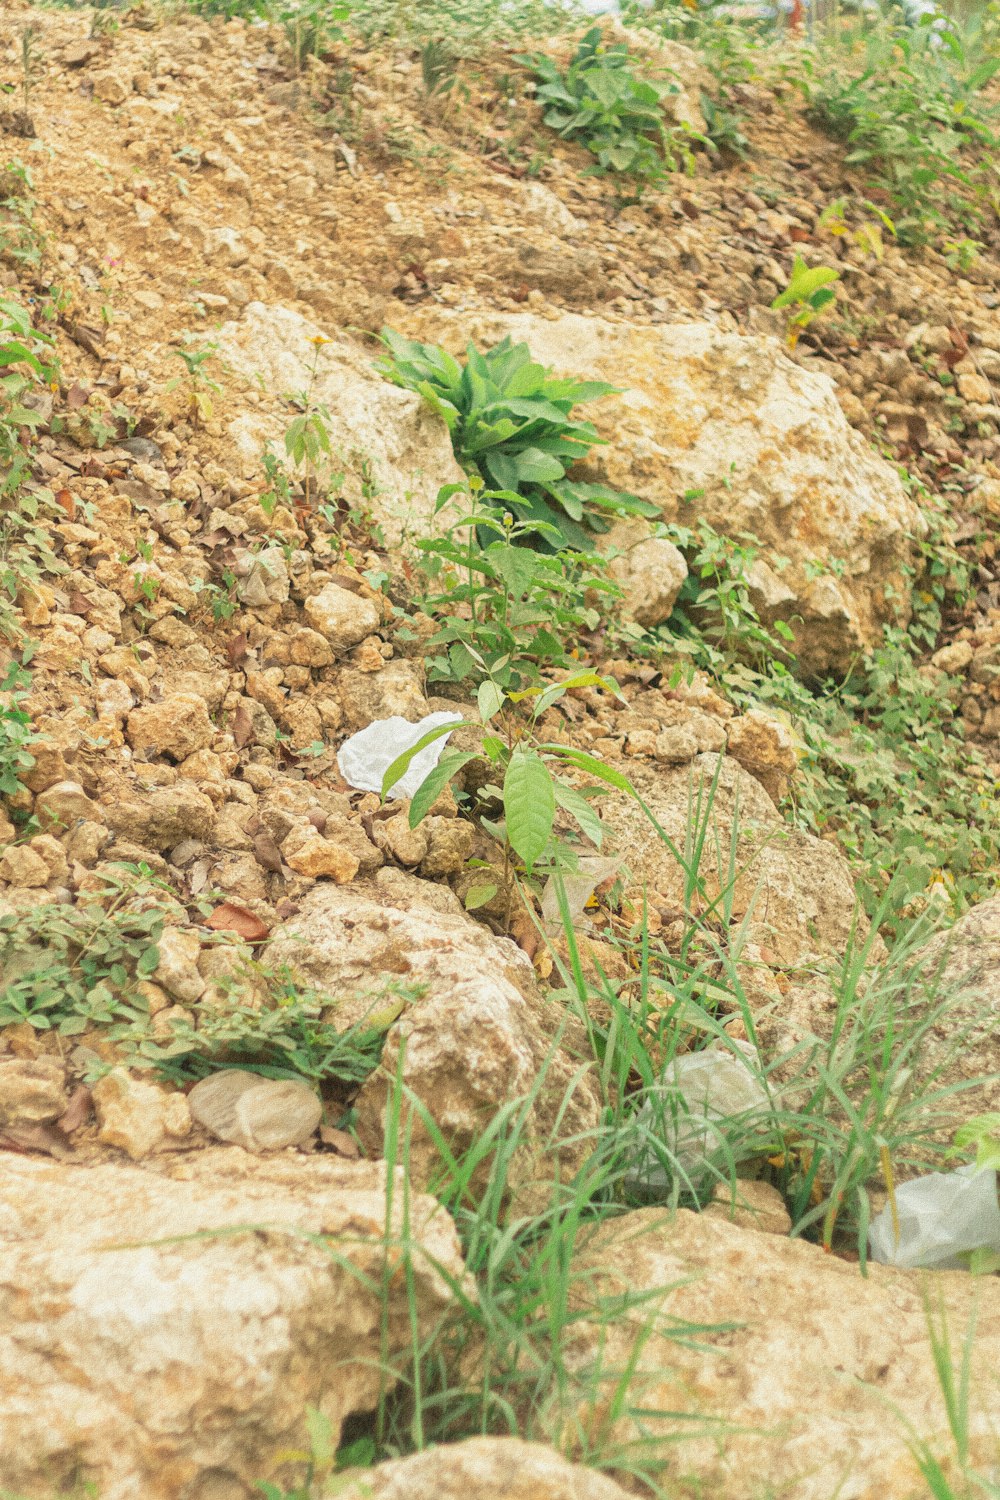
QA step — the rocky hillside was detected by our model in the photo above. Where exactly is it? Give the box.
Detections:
[0,2,999,1497]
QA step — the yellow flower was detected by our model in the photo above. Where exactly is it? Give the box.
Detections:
[309,335,330,347]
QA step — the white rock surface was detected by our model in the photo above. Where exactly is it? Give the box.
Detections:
[0,1150,465,1500]
[413,310,925,675]
[338,1438,635,1500]
[214,303,466,545]
[566,1207,1000,1500]
[266,871,601,1203]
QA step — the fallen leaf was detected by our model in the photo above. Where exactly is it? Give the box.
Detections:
[55,487,76,519]
[57,1084,92,1134]
[205,902,269,943]
[225,633,250,668]
[231,702,253,749]
[252,829,284,874]
[0,1124,74,1159]
[66,382,90,409]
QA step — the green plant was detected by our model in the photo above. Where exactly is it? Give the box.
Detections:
[166,340,222,425]
[192,569,238,623]
[799,13,1000,244]
[280,0,348,73]
[0,160,43,269]
[0,647,39,799]
[376,331,657,549]
[381,652,631,920]
[125,972,411,1087]
[0,871,167,1034]
[0,297,64,643]
[409,482,621,692]
[897,1297,1000,1499]
[18,26,41,122]
[521,26,701,192]
[770,255,840,348]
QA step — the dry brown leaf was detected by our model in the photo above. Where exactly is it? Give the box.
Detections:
[57,1084,92,1134]
[205,901,269,943]
[231,702,253,749]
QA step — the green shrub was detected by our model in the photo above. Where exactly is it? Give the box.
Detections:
[376,330,656,549]
[521,25,700,190]
[800,15,1000,244]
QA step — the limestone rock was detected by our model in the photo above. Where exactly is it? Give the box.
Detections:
[338,1439,635,1500]
[35,780,98,829]
[0,1150,464,1500]
[126,692,214,762]
[0,1059,68,1128]
[266,871,601,1202]
[188,1070,323,1151]
[566,1207,1000,1500]
[0,845,49,887]
[414,311,924,676]
[704,1178,792,1235]
[304,583,380,652]
[153,926,206,1004]
[214,304,465,546]
[282,825,360,882]
[104,784,217,849]
[603,524,688,628]
[725,709,799,803]
[605,754,861,968]
[92,1068,191,1160]
[907,895,1000,1120]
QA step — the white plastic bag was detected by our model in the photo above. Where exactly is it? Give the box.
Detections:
[868,1165,1000,1271]
[540,856,621,935]
[336,711,462,801]
[626,1042,771,1194]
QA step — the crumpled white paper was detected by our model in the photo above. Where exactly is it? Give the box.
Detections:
[337,711,463,801]
[868,1165,1000,1270]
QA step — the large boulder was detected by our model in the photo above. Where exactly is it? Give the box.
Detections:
[566,1206,1000,1500]
[603,753,863,968]
[266,870,602,1204]
[338,1438,634,1500]
[899,895,1000,1119]
[412,310,925,676]
[214,302,465,546]
[0,1149,465,1500]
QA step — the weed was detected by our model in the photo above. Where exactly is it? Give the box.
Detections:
[166,340,222,426]
[521,26,702,194]
[799,13,1000,244]
[0,160,43,269]
[0,648,39,800]
[280,0,348,74]
[409,481,620,692]
[377,331,657,550]
[0,297,64,643]
[192,569,238,623]
[125,972,411,1089]
[18,26,41,124]
[0,870,167,1035]
[770,254,840,348]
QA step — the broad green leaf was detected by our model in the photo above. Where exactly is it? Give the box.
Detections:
[503,749,555,872]
[382,722,472,800]
[477,680,505,724]
[408,750,480,827]
[464,882,499,911]
[553,780,605,846]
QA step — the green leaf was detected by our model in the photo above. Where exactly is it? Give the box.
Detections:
[553,780,605,846]
[464,882,499,911]
[477,679,505,724]
[408,750,480,827]
[503,749,555,872]
[381,722,471,800]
